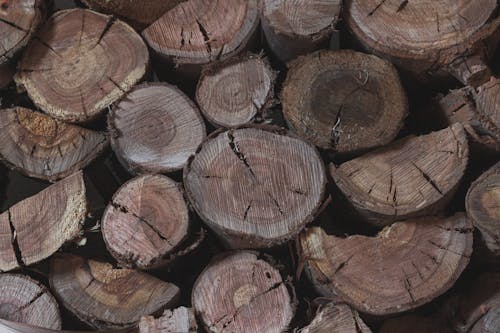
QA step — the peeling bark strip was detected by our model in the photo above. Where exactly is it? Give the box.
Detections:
[0,107,109,182]
[299,213,473,316]
[192,251,294,333]
[0,172,86,272]
[282,50,407,154]
[49,254,180,330]
[330,124,469,227]
[139,307,198,333]
[261,0,342,63]
[298,302,372,333]
[15,9,149,123]
[0,274,61,330]
[184,127,326,248]
[102,174,190,269]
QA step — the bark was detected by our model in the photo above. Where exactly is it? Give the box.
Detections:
[299,213,473,316]
[282,50,407,154]
[298,302,372,333]
[139,307,197,333]
[380,314,453,333]
[330,124,469,227]
[0,319,139,333]
[15,9,149,123]
[184,126,327,248]
[192,251,294,333]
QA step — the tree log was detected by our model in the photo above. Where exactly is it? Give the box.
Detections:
[0,171,86,271]
[49,254,180,330]
[330,124,469,227]
[298,302,372,333]
[15,9,149,123]
[380,314,453,333]
[0,274,61,330]
[196,55,276,128]
[261,0,342,63]
[299,213,473,316]
[0,320,138,333]
[139,307,197,333]
[109,83,206,174]
[282,50,407,154]
[184,127,326,248]
[192,251,294,333]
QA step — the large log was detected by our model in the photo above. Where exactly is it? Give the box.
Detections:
[139,307,198,333]
[298,302,372,333]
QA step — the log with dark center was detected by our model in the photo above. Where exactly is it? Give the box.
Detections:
[298,302,372,333]
[282,50,407,154]
[184,127,326,248]
[49,254,180,330]
[139,307,198,333]
[0,107,109,181]
[15,9,149,123]
[196,55,275,128]
[109,83,206,174]
[0,274,61,330]
[192,251,294,333]
[102,174,190,269]
[330,124,468,227]
[261,0,342,63]
[0,171,87,271]
[299,214,473,316]
[380,314,453,333]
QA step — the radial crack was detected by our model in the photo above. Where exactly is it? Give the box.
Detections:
[368,0,387,16]
[196,19,212,54]
[412,162,444,195]
[7,210,25,267]
[227,131,256,178]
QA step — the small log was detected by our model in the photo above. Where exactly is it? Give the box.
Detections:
[196,55,276,128]
[0,172,86,271]
[15,9,149,123]
[49,254,180,330]
[0,107,109,181]
[380,314,452,333]
[330,124,469,227]
[299,213,473,316]
[109,83,206,174]
[192,251,294,333]
[0,274,61,329]
[298,302,372,333]
[261,0,342,63]
[0,64,15,89]
[282,50,407,154]
[0,320,138,333]
[184,127,326,248]
[139,307,197,333]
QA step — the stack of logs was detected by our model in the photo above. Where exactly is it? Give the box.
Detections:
[0,0,499,332]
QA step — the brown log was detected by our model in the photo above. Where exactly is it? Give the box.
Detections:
[49,253,180,330]
[299,213,473,316]
[139,307,198,333]
[282,50,408,154]
[109,83,206,175]
[15,9,149,123]
[0,63,15,89]
[192,251,294,333]
[380,314,453,333]
[184,126,326,248]
[0,107,109,181]
[298,302,372,333]
[0,319,139,333]
[330,124,469,227]
[261,0,342,63]
[0,172,86,271]
[0,274,61,330]
[196,54,276,128]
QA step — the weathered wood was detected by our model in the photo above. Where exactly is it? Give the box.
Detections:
[380,314,453,333]
[298,302,371,333]
[474,77,500,149]
[139,307,197,333]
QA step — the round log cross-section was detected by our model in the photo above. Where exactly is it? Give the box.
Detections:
[184,127,326,248]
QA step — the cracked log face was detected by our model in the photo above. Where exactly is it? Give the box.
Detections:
[261,0,341,62]
[0,274,61,330]
[330,124,469,227]
[184,127,326,248]
[299,213,473,316]
[15,9,149,123]
[0,172,86,272]
[109,83,206,174]
[196,55,275,128]
[0,107,109,182]
[140,307,198,333]
[192,251,294,333]
[282,50,407,153]
[49,254,180,330]
[298,302,372,333]
[102,174,190,269]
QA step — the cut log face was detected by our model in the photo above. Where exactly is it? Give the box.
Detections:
[184,127,326,248]
[16,9,149,123]
[0,274,61,330]
[49,254,180,330]
[139,307,198,333]
[282,50,407,153]
[299,214,473,316]
[109,83,206,174]
[0,171,86,272]
[261,0,341,62]
[192,251,294,333]
[474,77,500,147]
[330,124,469,227]
[102,174,190,269]
[298,302,372,333]
[196,55,275,128]
[0,107,109,182]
